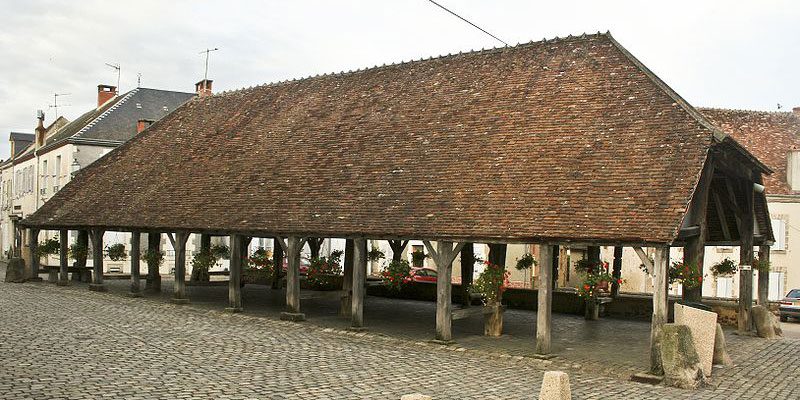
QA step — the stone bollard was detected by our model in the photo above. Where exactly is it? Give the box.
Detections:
[661,324,704,389]
[4,258,26,283]
[538,371,571,400]
[712,323,732,366]
[674,303,717,377]
[751,306,776,339]
[401,394,432,400]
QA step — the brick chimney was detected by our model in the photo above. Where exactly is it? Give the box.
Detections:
[97,84,118,107]
[136,119,155,133]
[195,79,213,97]
[34,110,46,148]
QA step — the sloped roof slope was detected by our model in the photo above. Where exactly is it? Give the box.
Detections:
[701,108,800,196]
[23,33,767,244]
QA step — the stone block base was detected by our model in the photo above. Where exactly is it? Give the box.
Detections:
[428,339,456,346]
[538,371,571,400]
[127,291,143,298]
[56,280,71,287]
[171,298,190,305]
[348,326,367,332]
[224,307,243,313]
[88,283,108,292]
[630,372,664,385]
[4,258,26,283]
[280,312,306,322]
[532,353,557,360]
[27,276,43,282]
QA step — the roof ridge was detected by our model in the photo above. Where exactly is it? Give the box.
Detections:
[213,31,610,97]
[698,106,793,115]
[72,88,140,139]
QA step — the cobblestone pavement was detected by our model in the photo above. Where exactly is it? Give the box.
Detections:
[1,269,799,399]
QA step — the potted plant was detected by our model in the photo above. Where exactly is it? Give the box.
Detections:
[368,248,385,262]
[411,250,428,268]
[36,237,60,259]
[106,243,127,261]
[473,261,510,336]
[669,261,703,289]
[244,248,273,285]
[711,258,737,277]
[190,249,217,283]
[307,250,343,290]
[143,249,165,273]
[381,259,412,293]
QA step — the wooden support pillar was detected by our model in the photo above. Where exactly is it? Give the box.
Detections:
[460,243,474,307]
[145,232,161,292]
[88,229,106,292]
[200,234,211,253]
[738,182,755,333]
[551,245,559,289]
[536,244,554,355]
[585,245,601,319]
[757,245,771,306]
[308,237,323,259]
[488,243,507,267]
[339,239,354,316]
[226,234,243,312]
[424,240,465,343]
[168,232,190,304]
[279,236,306,321]
[649,246,669,375]
[611,246,623,298]
[57,229,69,285]
[129,232,141,296]
[351,238,367,329]
[388,239,409,262]
[27,228,41,281]
[271,237,283,289]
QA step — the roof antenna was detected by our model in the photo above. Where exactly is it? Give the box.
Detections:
[137,72,142,88]
[105,62,121,90]
[48,93,71,118]
[199,48,219,81]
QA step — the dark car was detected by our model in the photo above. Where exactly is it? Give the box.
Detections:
[779,289,800,322]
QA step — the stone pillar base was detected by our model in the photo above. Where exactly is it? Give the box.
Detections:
[348,326,367,332]
[224,307,243,313]
[27,276,43,283]
[127,291,143,298]
[88,283,108,292]
[171,298,190,305]
[428,339,456,346]
[280,312,306,322]
[56,280,71,287]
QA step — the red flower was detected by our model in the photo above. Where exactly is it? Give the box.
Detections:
[698,277,703,283]
[583,284,590,290]
[617,279,623,284]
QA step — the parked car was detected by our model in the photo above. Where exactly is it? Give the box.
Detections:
[281,257,311,275]
[779,289,800,322]
[406,267,438,284]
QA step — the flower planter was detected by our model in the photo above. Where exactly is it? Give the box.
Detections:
[483,303,505,337]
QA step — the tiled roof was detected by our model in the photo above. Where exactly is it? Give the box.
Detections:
[23,33,769,244]
[700,108,800,196]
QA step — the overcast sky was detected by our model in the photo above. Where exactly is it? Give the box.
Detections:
[1,1,798,160]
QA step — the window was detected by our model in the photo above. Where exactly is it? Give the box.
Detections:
[771,219,786,251]
[788,151,800,191]
[716,277,734,298]
[769,272,785,301]
[41,160,48,193]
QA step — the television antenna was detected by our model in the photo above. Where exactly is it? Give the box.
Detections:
[137,72,142,88]
[105,62,121,89]
[48,93,71,118]
[198,48,219,81]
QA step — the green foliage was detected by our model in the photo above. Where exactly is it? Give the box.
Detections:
[307,252,343,290]
[381,260,412,292]
[143,248,165,269]
[515,253,537,270]
[367,248,385,262]
[669,262,703,288]
[753,257,770,273]
[711,258,737,276]
[106,243,127,261]
[575,258,605,275]
[243,248,274,284]
[36,238,60,258]
[473,262,510,304]
[68,243,88,261]
[190,249,218,282]
[210,244,230,260]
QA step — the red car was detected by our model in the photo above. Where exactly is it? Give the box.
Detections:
[406,267,438,284]
[281,257,311,275]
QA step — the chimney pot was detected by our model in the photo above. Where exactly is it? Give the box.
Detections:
[97,84,118,107]
[195,79,213,97]
[136,119,155,133]
[35,110,46,148]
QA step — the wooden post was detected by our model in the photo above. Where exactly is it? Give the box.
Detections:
[585,246,601,319]
[280,236,305,321]
[308,237,323,259]
[536,244,554,355]
[738,181,755,333]
[649,246,669,375]
[145,232,161,292]
[683,160,714,302]
[226,234,243,312]
[351,238,367,329]
[339,239,354,317]
[757,245,770,306]
[200,234,211,252]
[57,229,69,285]
[88,229,107,292]
[611,246,623,298]
[388,239,409,262]
[551,245,559,289]
[424,240,465,343]
[27,228,40,281]
[129,232,141,296]
[271,237,283,289]
[169,232,190,304]
[460,243,474,307]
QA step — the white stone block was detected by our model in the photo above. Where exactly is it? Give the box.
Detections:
[674,303,717,377]
[401,394,432,400]
[538,371,571,400]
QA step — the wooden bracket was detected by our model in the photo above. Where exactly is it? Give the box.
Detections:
[633,247,653,275]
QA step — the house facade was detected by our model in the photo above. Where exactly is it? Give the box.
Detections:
[0,83,196,272]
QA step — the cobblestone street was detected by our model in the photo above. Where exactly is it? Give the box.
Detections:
[1,269,799,399]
